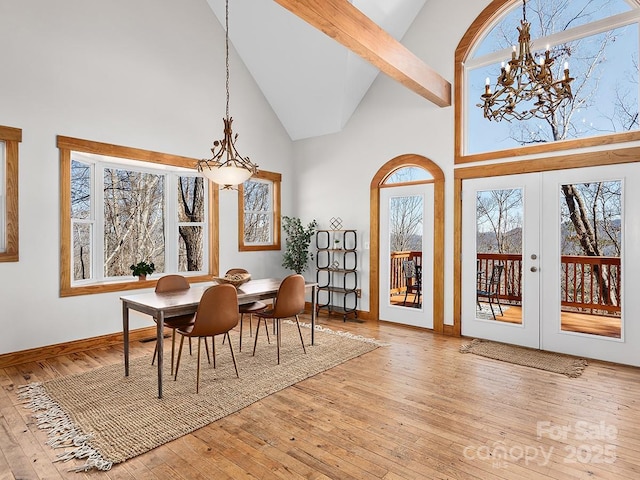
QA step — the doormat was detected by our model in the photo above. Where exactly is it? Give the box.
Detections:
[460,338,588,377]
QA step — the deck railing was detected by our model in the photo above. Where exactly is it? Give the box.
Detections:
[476,253,621,316]
[389,251,422,295]
[389,251,621,316]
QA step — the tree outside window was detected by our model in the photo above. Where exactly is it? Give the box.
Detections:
[60,136,216,296]
[461,0,640,159]
[238,170,281,251]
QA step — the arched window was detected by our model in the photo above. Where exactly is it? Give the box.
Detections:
[456,0,640,163]
[384,166,433,184]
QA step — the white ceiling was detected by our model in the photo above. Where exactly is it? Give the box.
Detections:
[205,0,428,140]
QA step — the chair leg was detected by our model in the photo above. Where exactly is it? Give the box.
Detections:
[226,332,239,378]
[170,329,176,376]
[212,336,216,369]
[495,294,504,316]
[295,315,307,354]
[276,318,281,365]
[174,335,185,381]
[239,314,244,352]
[253,318,262,356]
[488,297,496,320]
[204,336,211,364]
[152,341,158,366]
[265,319,271,343]
[196,337,202,394]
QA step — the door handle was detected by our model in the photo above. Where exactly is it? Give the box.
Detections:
[530,266,538,272]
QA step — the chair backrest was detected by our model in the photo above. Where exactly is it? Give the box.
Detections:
[488,265,504,290]
[272,274,306,318]
[402,260,416,280]
[225,268,248,276]
[155,274,190,293]
[190,284,239,337]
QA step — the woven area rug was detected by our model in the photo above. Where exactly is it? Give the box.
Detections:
[18,322,383,472]
[460,338,587,377]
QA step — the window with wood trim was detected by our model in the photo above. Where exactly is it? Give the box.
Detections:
[238,170,281,251]
[0,126,21,262]
[59,136,218,296]
[456,0,640,163]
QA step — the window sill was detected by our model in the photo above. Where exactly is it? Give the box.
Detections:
[60,274,214,297]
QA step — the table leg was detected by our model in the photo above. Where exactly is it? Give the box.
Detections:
[122,302,130,377]
[311,285,317,345]
[157,311,164,399]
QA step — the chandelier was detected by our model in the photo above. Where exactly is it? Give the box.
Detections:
[478,0,574,122]
[197,0,258,189]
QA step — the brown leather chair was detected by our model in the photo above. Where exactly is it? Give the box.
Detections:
[252,274,307,364]
[226,268,268,351]
[152,274,196,375]
[174,284,240,393]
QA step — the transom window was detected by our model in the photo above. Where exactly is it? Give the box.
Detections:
[238,170,281,251]
[60,136,217,296]
[458,0,640,161]
[384,166,433,185]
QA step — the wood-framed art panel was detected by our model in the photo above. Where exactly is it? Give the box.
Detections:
[0,125,21,262]
[58,136,219,297]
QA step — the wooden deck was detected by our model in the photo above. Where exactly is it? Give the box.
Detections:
[1,314,639,479]
[479,304,622,338]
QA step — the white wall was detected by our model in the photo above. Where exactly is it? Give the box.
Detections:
[0,0,294,354]
[0,0,498,354]
[293,0,491,320]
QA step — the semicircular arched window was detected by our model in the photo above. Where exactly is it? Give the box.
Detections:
[384,166,433,184]
[459,0,640,160]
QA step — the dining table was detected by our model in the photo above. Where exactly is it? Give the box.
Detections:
[120,277,318,398]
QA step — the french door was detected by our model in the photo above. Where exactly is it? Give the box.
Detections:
[379,183,433,328]
[462,164,640,366]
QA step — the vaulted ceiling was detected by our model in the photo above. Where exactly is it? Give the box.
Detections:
[205,0,441,141]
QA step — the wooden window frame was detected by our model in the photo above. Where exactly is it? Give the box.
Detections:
[59,135,218,297]
[237,170,281,252]
[454,0,640,165]
[0,125,21,262]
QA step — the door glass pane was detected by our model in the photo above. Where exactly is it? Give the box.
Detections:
[559,181,622,338]
[388,194,423,308]
[476,189,523,324]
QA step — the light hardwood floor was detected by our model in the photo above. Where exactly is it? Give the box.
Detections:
[1,314,639,479]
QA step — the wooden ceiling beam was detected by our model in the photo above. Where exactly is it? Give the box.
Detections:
[273,0,451,107]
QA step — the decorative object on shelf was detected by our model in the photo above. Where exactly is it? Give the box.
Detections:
[196,0,258,189]
[130,261,155,281]
[478,0,573,122]
[329,217,343,230]
[316,228,358,321]
[214,272,251,287]
[282,216,318,274]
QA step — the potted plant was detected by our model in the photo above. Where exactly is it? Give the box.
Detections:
[130,261,155,281]
[282,216,317,274]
